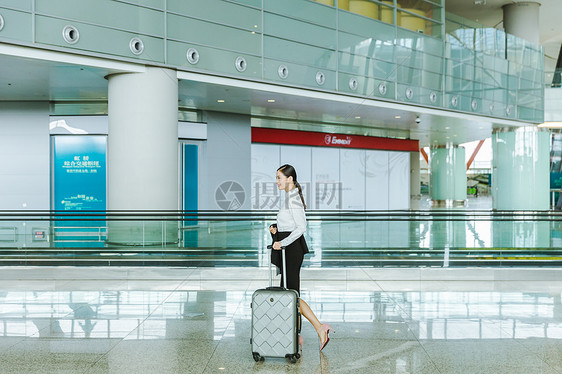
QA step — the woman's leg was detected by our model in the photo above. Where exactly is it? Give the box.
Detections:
[299,298,326,342]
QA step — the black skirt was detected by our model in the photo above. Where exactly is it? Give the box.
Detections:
[270,228,309,295]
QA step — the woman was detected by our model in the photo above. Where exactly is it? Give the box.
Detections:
[269,164,334,352]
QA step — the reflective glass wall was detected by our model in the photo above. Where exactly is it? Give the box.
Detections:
[0,0,544,122]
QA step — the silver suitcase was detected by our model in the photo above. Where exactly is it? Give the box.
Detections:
[250,245,301,363]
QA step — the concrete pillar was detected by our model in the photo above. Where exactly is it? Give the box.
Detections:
[410,151,421,210]
[492,127,549,210]
[503,2,540,45]
[429,144,466,207]
[107,67,179,244]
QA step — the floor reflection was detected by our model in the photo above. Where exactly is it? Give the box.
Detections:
[2,289,562,342]
[1,269,561,373]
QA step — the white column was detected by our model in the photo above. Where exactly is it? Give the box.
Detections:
[107,67,178,244]
[429,144,466,207]
[503,2,540,45]
[107,67,178,210]
[492,127,549,210]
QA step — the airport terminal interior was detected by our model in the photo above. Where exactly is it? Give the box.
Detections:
[1,0,562,372]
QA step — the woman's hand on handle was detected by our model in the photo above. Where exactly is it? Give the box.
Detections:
[272,241,282,250]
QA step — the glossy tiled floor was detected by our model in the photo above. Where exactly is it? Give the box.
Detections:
[1,266,561,373]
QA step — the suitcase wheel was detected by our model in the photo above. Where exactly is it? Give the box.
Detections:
[252,352,263,362]
[289,355,297,364]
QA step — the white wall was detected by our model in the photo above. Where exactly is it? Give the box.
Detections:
[0,102,50,209]
[251,143,410,210]
[205,112,251,210]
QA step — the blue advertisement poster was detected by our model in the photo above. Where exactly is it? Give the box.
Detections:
[183,144,198,247]
[53,136,107,248]
[54,136,106,211]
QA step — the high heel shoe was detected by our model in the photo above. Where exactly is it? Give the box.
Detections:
[319,324,334,351]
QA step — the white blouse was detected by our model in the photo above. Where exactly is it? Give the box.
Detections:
[276,188,307,247]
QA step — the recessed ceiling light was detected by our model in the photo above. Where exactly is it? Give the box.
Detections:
[395,115,401,119]
[355,116,361,119]
[474,0,486,5]
[268,99,275,103]
[445,127,450,130]
[217,99,225,103]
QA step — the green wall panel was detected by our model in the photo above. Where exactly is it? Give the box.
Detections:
[35,15,164,62]
[517,107,534,122]
[397,28,443,56]
[264,36,336,70]
[338,52,396,81]
[396,67,441,91]
[263,58,336,91]
[168,0,261,32]
[264,12,335,50]
[264,0,336,29]
[337,72,394,99]
[521,67,541,83]
[397,84,441,107]
[338,11,395,42]
[0,0,31,11]
[338,32,374,58]
[36,0,164,37]
[167,13,260,56]
[119,0,165,10]
[167,40,261,78]
[0,7,32,42]
[0,0,543,123]
[338,32,396,63]
[395,50,444,75]
[229,0,261,8]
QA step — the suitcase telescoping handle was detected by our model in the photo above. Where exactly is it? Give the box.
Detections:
[267,245,287,289]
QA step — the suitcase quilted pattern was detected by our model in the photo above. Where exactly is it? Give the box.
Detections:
[251,290,298,357]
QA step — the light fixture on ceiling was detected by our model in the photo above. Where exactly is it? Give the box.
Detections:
[267,99,275,103]
[539,122,562,128]
[217,99,225,103]
[355,116,361,119]
[474,0,486,5]
[395,115,401,119]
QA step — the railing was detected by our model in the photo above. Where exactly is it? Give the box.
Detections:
[0,210,561,266]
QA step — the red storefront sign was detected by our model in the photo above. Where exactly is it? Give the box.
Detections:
[251,128,418,152]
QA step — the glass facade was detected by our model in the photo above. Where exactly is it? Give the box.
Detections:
[0,0,544,123]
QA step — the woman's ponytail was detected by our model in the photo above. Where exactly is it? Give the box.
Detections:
[295,181,307,210]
